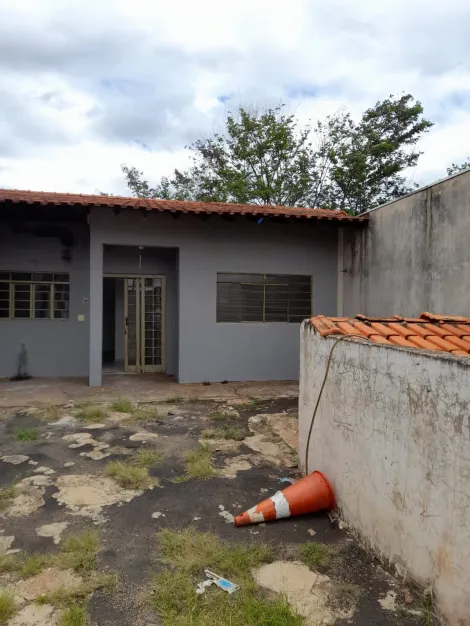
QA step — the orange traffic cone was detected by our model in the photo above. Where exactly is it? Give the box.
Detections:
[234,471,335,527]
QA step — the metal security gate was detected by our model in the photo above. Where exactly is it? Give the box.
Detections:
[124,276,165,373]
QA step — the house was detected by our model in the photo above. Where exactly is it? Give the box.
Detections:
[300,313,470,625]
[0,189,365,385]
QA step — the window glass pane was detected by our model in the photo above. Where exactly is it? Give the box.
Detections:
[12,272,32,282]
[54,284,70,319]
[33,273,53,282]
[53,273,69,283]
[34,285,51,319]
[13,284,31,318]
[0,272,10,280]
[265,284,288,322]
[0,282,9,318]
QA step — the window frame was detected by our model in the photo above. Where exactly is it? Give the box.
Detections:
[216,272,313,324]
[0,272,70,321]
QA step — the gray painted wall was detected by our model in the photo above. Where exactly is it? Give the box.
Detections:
[103,245,178,375]
[89,209,339,384]
[342,170,470,317]
[0,222,90,378]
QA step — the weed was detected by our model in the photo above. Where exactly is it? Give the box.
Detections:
[133,449,164,468]
[158,528,272,580]
[42,405,61,421]
[208,411,231,422]
[104,460,154,490]
[422,589,434,626]
[124,405,159,423]
[59,602,87,626]
[15,427,38,442]
[18,553,53,578]
[0,552,52,578]
[40,572,118,606]
[0,554,16,574]
[328,582,361,611]
[110,398,134,413]
[161,397,185,404]
[58,530,100,573]
[201,426,245,441]
[152,528,301,626]
[0,485,17,511]
[299,542,338,572]
[75,404,108,423]
[221,425,245,441]
[239,397,263,411]
[0,590,15,624]
[175,444,216,482]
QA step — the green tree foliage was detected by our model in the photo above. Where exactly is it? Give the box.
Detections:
[447,159,470,176]
[123,95,433,215]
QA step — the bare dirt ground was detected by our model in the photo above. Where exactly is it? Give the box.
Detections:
[0,389,434,625]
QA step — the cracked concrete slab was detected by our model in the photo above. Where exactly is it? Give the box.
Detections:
[2,476,53,518]
[36,522,68,545]
[1,455,29,465]
[8,603,57,626]
[14,567,82,602]
[253,561,355,625]
[220,455,252,478]
[53,474,141,523]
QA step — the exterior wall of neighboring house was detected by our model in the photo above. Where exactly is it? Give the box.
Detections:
[0,222,90,377]
[299,323,470,626]
[103,245,179,376]
[89,208,339,384]
[342,169,470,317]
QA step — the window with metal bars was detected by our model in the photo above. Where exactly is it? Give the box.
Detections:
[216,273,312,323]
[0,272,70,320]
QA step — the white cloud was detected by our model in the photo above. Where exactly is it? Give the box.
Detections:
[0,0,469,196]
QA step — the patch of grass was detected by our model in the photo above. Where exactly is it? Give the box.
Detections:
[124,404,159,423]
[18,553,53,578]
[59,602,87,626]
[58,529,100,573]
[74,404,108,423]
[158,528,273,580]
[104,460,155,490]
[0,590,16,625]
[110,398,134,413]
[208,411,231,422]
[201,425,245,441]
[238,397,263,411]
[0,485,17,511]
[299,542,339,572]
[328,582,361,612]
[161,397,185,404]
[152,528,301,626]
[133,449,164,468]
[221,425,245,441]
[39,572,118,607]
[42,405,61,421]
[15,427,38,442]
[175,444,216,482]
[0,554,16,574]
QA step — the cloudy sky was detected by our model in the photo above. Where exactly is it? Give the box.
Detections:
[0,0,469,198]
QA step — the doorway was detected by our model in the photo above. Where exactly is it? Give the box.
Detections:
[102,275,166,373]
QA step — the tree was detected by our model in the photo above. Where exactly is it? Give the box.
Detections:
[447,159,470,176]
[123,95,433,215]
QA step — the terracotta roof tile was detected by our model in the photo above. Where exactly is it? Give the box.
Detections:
[309,313,470,357]
[0,188,367,223]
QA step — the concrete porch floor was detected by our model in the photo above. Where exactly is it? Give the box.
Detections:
[0,374,298,408]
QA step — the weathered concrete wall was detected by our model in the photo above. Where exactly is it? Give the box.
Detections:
[0,222,89,378]
[299,324,470,625]
[343,170,470,317]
